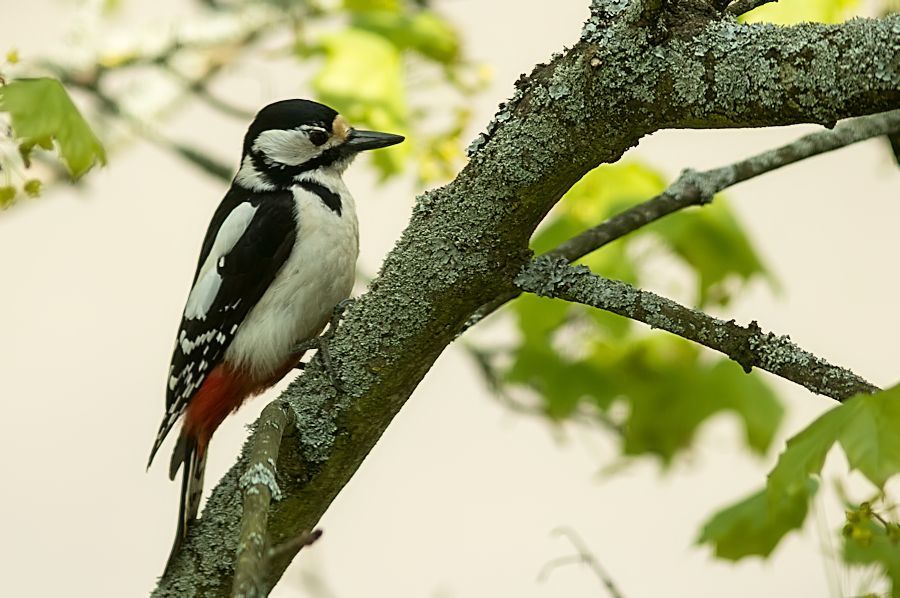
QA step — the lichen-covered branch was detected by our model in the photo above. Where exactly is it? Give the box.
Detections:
[577,9,899,132]
[516,256,879,402]
[153,4,899,596]
[231,402,293,598]
[464,109,900,332]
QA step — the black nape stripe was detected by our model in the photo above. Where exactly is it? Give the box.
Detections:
[297,180,342,215]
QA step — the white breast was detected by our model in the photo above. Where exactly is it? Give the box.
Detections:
[223,178,359,380]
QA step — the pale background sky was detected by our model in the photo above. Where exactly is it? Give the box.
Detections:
[1,1,898,597]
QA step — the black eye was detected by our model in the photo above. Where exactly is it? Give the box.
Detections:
[308,129,329,146]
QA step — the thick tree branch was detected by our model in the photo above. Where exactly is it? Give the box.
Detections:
[154,6,899,596]
[515,256,879,402]
[465,109,900,331]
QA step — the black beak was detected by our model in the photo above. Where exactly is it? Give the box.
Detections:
[343,129,405,152]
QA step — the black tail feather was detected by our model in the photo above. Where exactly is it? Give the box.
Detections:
[163,437,207,576]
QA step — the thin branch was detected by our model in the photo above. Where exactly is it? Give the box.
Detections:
[548,110,900,262]
[266,530,323,564]
[53,67,235,182]
[462,110,900,333]
[161,64,256,121]
[515,256,879,402]
[727,0,778,17]
[232,401,294,598]
[539,528,626,598]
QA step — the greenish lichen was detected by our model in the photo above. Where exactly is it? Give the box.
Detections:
[239,463,283,502]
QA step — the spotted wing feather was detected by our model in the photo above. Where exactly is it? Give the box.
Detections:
[148,186,297,467]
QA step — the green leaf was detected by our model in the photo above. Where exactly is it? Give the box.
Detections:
[0,78,106,178]
[311,29,410,177]
[705,386,900,563]
[768,385,900,501]
[698,478,818,560]
[837,386,900,488]
[766,402,847,501]
[743,0,861,24]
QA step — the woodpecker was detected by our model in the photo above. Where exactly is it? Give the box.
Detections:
[147,99,403,572]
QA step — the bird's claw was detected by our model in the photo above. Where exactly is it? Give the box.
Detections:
[291,299,355,392]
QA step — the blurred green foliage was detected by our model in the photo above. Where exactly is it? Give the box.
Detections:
[491,162,780,463]
[302,0,480,181]
[744,0,860,24]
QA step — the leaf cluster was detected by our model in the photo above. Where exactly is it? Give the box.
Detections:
[0,60,106,207]
[701,386,900,595]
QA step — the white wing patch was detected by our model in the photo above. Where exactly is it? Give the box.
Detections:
[184,202,258,320]
[184,270,222,320]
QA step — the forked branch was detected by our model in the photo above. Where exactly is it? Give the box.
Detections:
[465,110,900,331]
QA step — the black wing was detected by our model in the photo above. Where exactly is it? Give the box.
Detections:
[147,186,297,467]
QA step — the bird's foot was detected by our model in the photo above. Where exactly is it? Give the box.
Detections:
[292,298,355,391]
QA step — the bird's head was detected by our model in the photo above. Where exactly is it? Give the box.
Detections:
[236,99,404,190]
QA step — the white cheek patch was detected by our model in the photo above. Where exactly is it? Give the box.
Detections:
[254,129,323,166]
[185,202,258,320]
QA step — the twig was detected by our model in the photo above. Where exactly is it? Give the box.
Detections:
[515,256,879,402]
[539,527,626,598]
[162,64,256,121]
[727,0,778,17]
[461,110,900,333]
[232,401,295,598]
[266,529,323,563]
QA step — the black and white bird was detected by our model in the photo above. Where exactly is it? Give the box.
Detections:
[146,99,403,572]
